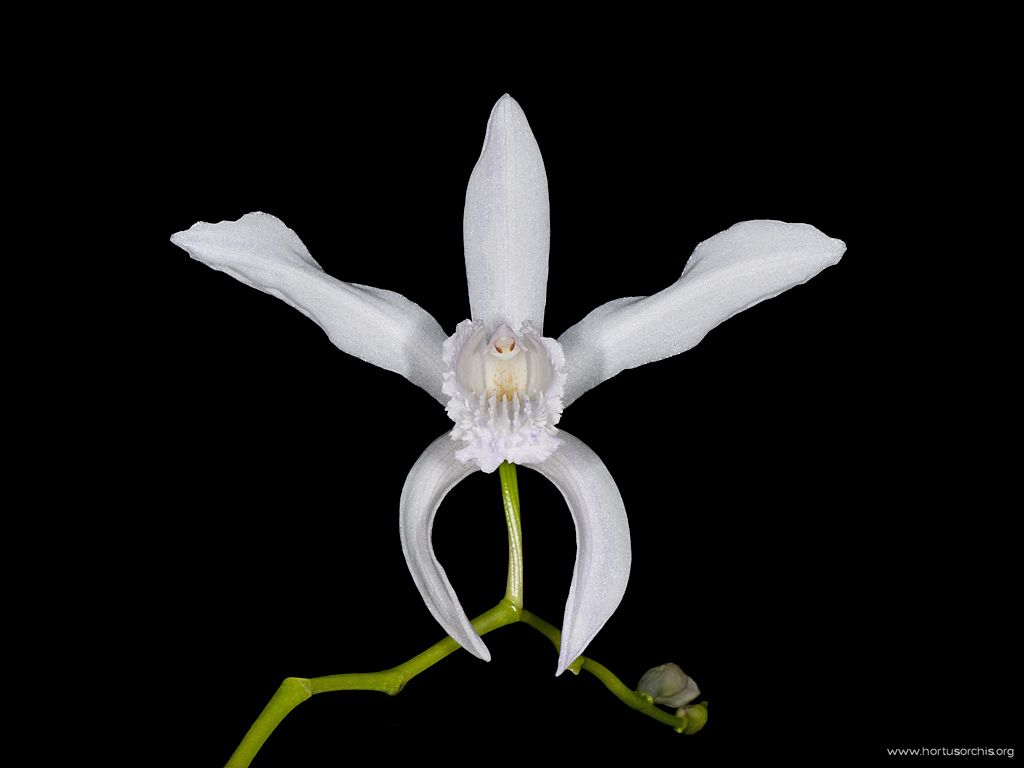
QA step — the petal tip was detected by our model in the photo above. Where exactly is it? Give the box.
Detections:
[829,236,847,264]
[486,93,530,134]
[458,625,492,662]
[459,631,492,662]
[169,227,201,254]
[805,223,845,266]
[492,92,521,113]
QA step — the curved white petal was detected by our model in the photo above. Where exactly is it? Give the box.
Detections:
[171,212,448,403]
[558,220,846,406]
[463,94,550,334]
[526,431,631,675]
[399,433,489,660]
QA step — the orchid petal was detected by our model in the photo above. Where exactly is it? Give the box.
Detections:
[558,220,845,406]
[171,212,448,403]
[526,430,631,675]
[399,433,489,660]
[463,94,550,333]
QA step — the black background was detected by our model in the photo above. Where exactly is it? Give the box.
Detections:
[91,26,1017,767]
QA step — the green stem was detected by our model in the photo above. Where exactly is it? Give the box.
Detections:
[498,461,523,610]
[225,463,525,768]
[225,677,312,768]
[311,601,517,696]
[227,600,522,767]
[519,609,689,732]
[224,461,698,766]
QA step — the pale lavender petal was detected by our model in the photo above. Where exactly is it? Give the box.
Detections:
[559,220,845,406]
[171,212,449,403]
[463,94,550,334]
[399,432,489,660]
[526,430,631,674]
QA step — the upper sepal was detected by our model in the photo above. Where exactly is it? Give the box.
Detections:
[463,95,551,334]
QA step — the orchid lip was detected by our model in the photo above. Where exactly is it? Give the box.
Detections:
[443,319,566,474]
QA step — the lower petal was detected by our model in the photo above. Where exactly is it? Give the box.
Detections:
[399,433,489,660]
[525,431,631,675]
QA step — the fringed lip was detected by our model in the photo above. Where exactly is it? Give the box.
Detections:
[442,319,566,473]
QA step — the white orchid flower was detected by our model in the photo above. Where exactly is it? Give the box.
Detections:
[171,94,845,675]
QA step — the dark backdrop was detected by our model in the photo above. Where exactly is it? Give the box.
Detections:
[102,42,1015,767]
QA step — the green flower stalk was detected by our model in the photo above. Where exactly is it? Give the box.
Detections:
[225,464,698,767]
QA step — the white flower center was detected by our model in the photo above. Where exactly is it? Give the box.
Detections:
[484,323,528,400]
[442,320,566,472]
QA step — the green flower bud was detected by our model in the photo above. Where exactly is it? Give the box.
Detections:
[637,663,700,708]
[676,702,708,734]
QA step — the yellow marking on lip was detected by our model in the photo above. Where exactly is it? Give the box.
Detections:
[490,370,521,401]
